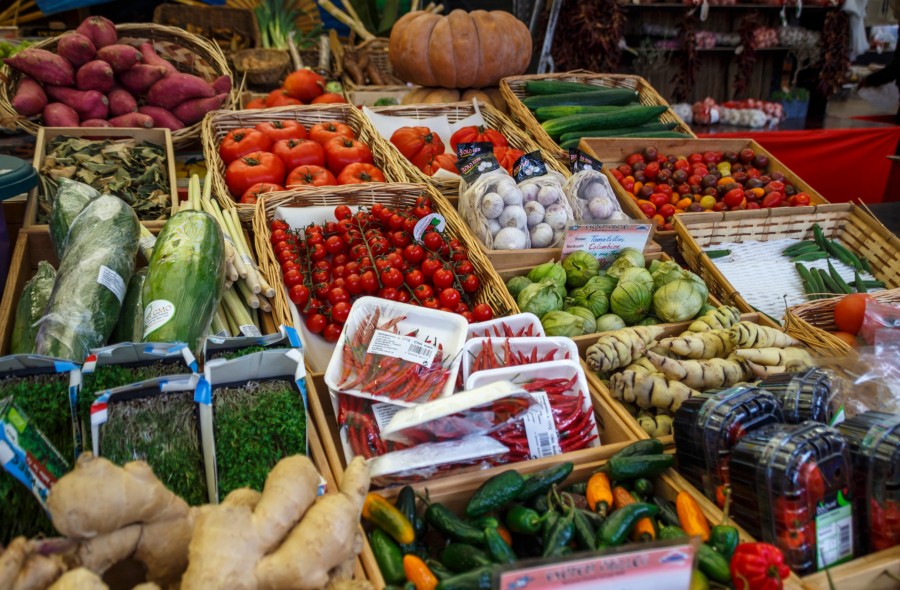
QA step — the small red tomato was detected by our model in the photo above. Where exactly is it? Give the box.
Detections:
[331,301,351,324]
[289,284,310,307]
[405,269,425,289]
[277,248,297,264]
[396,289,411,304]
[270,219,289,232]
[472,303,493,322]
[379,287,400,301]
[328,287,350,306]
[439,288,461,308]
[790,193,811,207]
[413,284,434,300]
[461,311,474,323]
[344,273,362,295]
[325,235,344,255]
[322,323,343,343]
[421,297,440,309]
[283,269,303,288]
[723,188,746,209]
[314,282,330,300]
[390,231,411,248]
[432,268,454,289]
[403,244,425,264]
[461,273,480,293]
[305,313,326,334]
[306,298,323,315]
[762,192,784,208]
[335,205,352,220]
[381,267,404,288]
[270,229,289,244]
[421,257,442,279]
[455,260,474,275]
[423,231,444,252]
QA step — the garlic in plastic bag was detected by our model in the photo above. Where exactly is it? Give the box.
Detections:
[563,149,628,222]
[514,151,574,248]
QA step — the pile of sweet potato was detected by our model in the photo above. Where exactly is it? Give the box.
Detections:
[5,16,231,130]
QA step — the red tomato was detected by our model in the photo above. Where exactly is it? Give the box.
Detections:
[286,165,337,188]
[380,268,404,288]
[265,88,289,107]
[283,269,303,288]
[390,126,445,163]
[762,192,784,208]
[309,121,355,145]
[413,152,458,176]
[255,120,308,143]
[337,163,385,184]
[344,273,362,295]
[245,97,267,109]
[283,69,325,102]
[460,273,480,293]
[271,219,289,232]
[289,284,310,307]
[423,231,444,252]
[432,268,454,289]
[335,205,352,220]
[421,257,442,279]
[323,137,374,175]
[397,288,412,304]
[379,287,400,301]
[311,92,346,104]
[219,128,272,165]
[240,182,283,204]
[332,301,351,323]
[455,260,474,275]
[272,138,325,170]
[413,284,434,300]
[421,297,440,309]
[658,203,676,219]
[324,235,344,255]
[493,146,525,174]
[723,188,746,209]
[277,248,297,264]
[403,244,425,264]
[472,303,493,322]
[790,193,811,207]
[322,323,343,343]
[225,151,286,197]
[649,193,669,209]
[439,288,461,308]
[405,269,425,288]
[449,125,508,152]
[327,287,350,306]
[390,231,411,248]
[360,270,379,293]
[834,293,873,335]
[305,313,326,334]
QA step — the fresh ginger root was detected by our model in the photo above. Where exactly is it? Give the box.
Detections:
[586,326,665,373]
[609,369,698,411]
[734,346,813,368]
[0,537,67,590]
[729,322,801,349]
[645,350,748,391]
[687,305,741,333]
[46,568,107,590]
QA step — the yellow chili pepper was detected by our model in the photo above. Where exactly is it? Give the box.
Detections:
[403,554,438,590]
[587,472,613,515]
[676,491,711,542]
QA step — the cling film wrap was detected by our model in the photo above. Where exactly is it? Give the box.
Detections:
[36,195,140,363]
[111,268,148,345]
[462,336,577,383]
[368,436,509,488]
[337,393,408,461]
[48,178,100,260]
[11,261,56,355]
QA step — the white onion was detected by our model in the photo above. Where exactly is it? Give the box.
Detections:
[537,185,562,207]
[480,192,504,219]
[502,186,524,206]
[488,218,502,237]
[521,182,540,203]
[499,205,527,228]
[588,196,615,220]
[494,227,527,250]
[529,223,554,248]
[544,203,570,231]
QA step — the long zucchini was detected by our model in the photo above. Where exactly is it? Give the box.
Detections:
[559,122,678,143]
[523,89,638,110]
[142,210,225,353]
[534,105,622,122]
[36,195,140,361]
[112,267,148,344]
[525,80,604,95]
[542,105,668,138]
[11,261,56,354]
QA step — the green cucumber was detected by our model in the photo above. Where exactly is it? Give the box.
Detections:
[466,470,525,517]
[440,543,492,573]
[535,105,622,122]
[525,80,604,95]
[697,543,732,583]
[36,195,140,361]
[542,106,668,138]
[612,439,665,459]
[436,566,494,590]
[828,240,864,271]
[597,503,659,546]
[426,503,485,545]
[517,462,574,501]
[11,261,56,354]
[523,89,638,110]
[558,122,678,142]
[484,526,516,563]
[370,528,405,584]
[827,260,853,294]
[606,454,674,480]
[142,211,225,352]
[112,268,148,344]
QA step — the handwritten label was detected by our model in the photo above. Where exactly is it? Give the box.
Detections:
[413,213,447,242]
[562,222,653,267]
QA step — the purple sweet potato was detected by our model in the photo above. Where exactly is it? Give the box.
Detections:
[76,16,117,49]
[56,32,96,67]
[146,72,214,110]
[76,60,114,93]
[118,64,168,95]
[96,44,142,73]
[172,92,227,125]
[43,103,79,127]
[81,119,112,128]
[139,42,176,75]
[109,113,153,128]
[212,75,232,95]
[4,48,74,86]
[107,85,138,117]
[45,86,109,120]
[11,77,47,117]
[138,106,184,131]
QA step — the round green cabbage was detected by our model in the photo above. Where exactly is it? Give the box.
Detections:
[541,310,585,337]
[517,280,563,317]
[566,306,597,335]
[562,251,600,289]
[506,275,533,299]
[527,261,566,288]
[610,282,651,324]
[653,278,705,322]
[684,269,709,302]
[566,282,609,318]
[596,314,627,331]
[618,267,653,292]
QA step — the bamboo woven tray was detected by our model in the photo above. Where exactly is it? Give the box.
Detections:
[0,23,235,150]
[499,70,695,161]
[673,204,900,319]
[202,103,411,222]
[367,100,570,197]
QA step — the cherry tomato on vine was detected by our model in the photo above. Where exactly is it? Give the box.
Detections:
[403,244,425,264]
[455,301,469,313]
[271,220,289,232]
[461,311,474,323]
[306,232,324,246]
[421,297,440,309]
[289,285,310,307]
[405,269,425,289]
[327,287,350,306]
[379,287,400,301]
[271,229,289,244]
[473,303,493,322]
[307,298,323,315]
[397,289,411,304]
[432,268,455,289]
[281,260,300,274]
[312,269,330,284]
[381,267,404,288]
[455,260,474,275]
[421,258,442,279]
[305,313,326,334]
[461,274,480,293]
[413,284,434,300]
[283,269,303,288]
[314,283,331,300]
[309,243,327,261]
[331,264,346,279]
[389,214,404,230]
[331,277,346,291]
[413,204,431,219]
[344,273,362,295]
[403,217,417,233]
[360,270,379,293]
[439,288,461,308]
[331,301,351,323]
[335,205,352,220]
[390,231,411,248]
[324,235,344,255]
[323,323,343,343]
[278,249,297,264]
[423,231,444,251]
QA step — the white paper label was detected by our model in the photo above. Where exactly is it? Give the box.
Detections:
[96,265,126,303]
[143,300,175,338]
[215,330,229,338]
[139,235,157,252]
[371,402,404,430]
[366,330,437,367]
[413,213,447,241]
[522,391,562,459]
[816,498,854,569]
[240,324,262,337]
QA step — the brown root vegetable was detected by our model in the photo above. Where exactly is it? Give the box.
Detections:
[47,568,109,590]
[76,60,114,93]
[4,48,75,86]
[11,77,47,117]
[107,85,137,116]
[212,74,232,95]
[172,92,227,125]
[585,326,665,373]
[81,119,113,127]
[609,370,697,412]
[46,86,109,120]
[138,106,184,131]
[728,322,801,349]
[365,63,385,86]
[118,64,169,95]
[0,537,67,590]
[147,72,215,109]
[57,32,96,67]
[96,44,142,73]
[139,42,177,74]
[109,112,153,128]
[43,103,80,126]
[76,16,118,49]
[644,350,747,390]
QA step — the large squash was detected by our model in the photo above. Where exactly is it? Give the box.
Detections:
[389,9,532,89]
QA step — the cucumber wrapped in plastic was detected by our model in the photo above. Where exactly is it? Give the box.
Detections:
[10,261,57,354]
[36,195,140,361]
[49,178,100,259]
[112,268,148,344]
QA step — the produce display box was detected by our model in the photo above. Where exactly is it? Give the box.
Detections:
[579,137,830,243]
[24,127,178,232]
[365,100,570,197]
[344,87,411,108]
[0,23,236,150]
[202,103,410,222]
[499,71,695,162]
[801,546,900,590]
[673,204,900,321]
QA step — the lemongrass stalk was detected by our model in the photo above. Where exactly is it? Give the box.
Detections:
[222,288,254,329]
[211,307,229,337]
[224,303,239,337]
[237,279,260,309]
[259,298,272,313]
[258,274,276,299]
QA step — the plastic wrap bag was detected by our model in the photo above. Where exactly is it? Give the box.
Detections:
[369,437,509,487]
[462,336,578,382]
[563,149,628,222]
[48,178,100,259]
[10,261,56,355]
[337,394,409,460]
[515,151,574,248]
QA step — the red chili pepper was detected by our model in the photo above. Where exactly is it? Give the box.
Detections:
[515,326,525,337]
[503,323,513,337]
[730,543,791,590]
[541,349,556,362]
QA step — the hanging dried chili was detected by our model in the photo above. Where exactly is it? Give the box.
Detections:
[672,14,699,103]
[733,12,761,98]
[818,10,851,97]
[549,0,625,72]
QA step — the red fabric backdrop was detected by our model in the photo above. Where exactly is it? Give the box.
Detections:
[698,127,900,203]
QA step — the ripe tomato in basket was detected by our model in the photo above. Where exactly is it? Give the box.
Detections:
[255,120,308,143]
[225,152,285,198]
[272,138,325,170]
[219,128,272,165]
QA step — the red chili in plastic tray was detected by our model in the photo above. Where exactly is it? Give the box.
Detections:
[470,338,571,373]
[338,394,408,460]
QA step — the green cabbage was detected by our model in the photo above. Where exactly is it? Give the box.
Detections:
[610,282,651,324]
[618,267,653,292]
[562,251,600,289]
[541,310,585,337]
[653,278,705,322]
[596,313,626,331]
[566,306,597,335]
[517,280,564,317]
[527,260,567,288]
[566,281,610,318]
[506,275,533,299]
[684,269,709,303]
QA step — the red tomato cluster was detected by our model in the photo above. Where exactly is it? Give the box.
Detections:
[389,124,524,177]
[609,147,813,231]
[220,120,385,203]
[243,69,347,109]
[270,199,494,342]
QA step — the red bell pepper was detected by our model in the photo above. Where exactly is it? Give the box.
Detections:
[731,543,791,590]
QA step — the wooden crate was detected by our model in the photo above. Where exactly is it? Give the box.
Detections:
[672,204,900,319]
[802,546,900,590]
[25,127,178,232]
[579,137,830,243]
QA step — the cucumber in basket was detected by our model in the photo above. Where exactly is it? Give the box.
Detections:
[524,80,606,95]
[112,268,148,344]
[559,122,678,143]
[534,105,622,122]
[542,105,669,138]
[142,210,225,352]
[36,195,140,361]
[11,261,56,354]
[523,89,638,110]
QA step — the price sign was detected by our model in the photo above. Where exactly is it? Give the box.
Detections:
[562,221,654,268]
[496,541,696,590]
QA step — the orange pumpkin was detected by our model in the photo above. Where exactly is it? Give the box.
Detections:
[389,9,532,89]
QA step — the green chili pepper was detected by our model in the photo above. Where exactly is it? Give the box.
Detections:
[505,505,543,535]
[597,503,659,546]
[710,524,739,560]
[484,526,516,564]
[572,508,597,551]
[542,509,575,558]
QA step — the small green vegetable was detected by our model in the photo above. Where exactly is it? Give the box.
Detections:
[466,470,526,517]
[597,502,660,546]
[505,505,543,535]
[704,249,731,259]
[697,543,732,583]
[790,251,829,263]
[484,526,516,564]
[426,503,485,545]
[572,508,597,551]
[853,270,867,293]
[435,566,494,590]
[441,543,492,573]
[370,528,405,584]
[827,260,853,294]
[710,524,740,560]
[606,454,674,481]
[614,439,665,458]
[542,509,576,557]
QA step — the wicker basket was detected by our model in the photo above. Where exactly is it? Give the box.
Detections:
[335,37,407,91]
[366,101,570,197]
[251,183,518,337]
[202,103,412,221]
[499,70,695,160]
[233,48,291,86]
[0,23,234,150]
[673,204,900,318]
[152,4,261,54]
